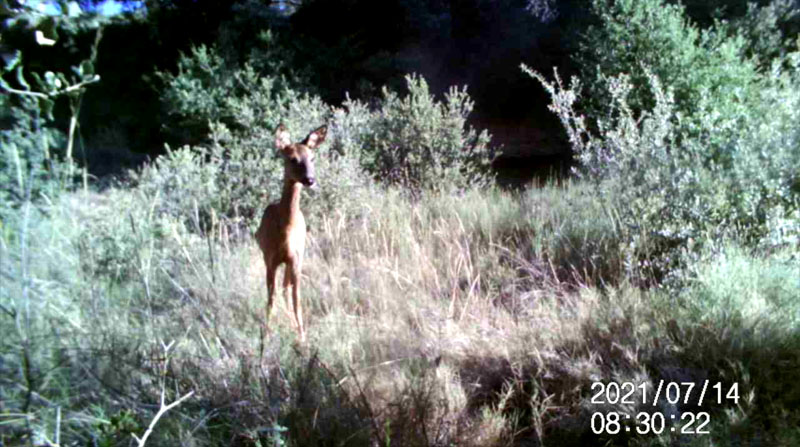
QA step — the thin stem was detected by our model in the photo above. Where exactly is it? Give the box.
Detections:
[131,390,195,447]
[131,340,194,447]
[0,76,100,99]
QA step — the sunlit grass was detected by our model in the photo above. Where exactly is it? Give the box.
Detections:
[1,181,799,446]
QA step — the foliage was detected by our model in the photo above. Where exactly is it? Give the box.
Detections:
[94,410,142,447]
[577,0,761,132]
[0,97,65,214]
[527,0,800,273]
[575,0,800,169]
[729,0,800,68]
[0,7,117,444]
[4,177,800,445]
[1,0,110,33]
[667,243,800,441]
[356,74,494,193]
[151,44,494,233]
[157,45,233,129]
[146,47,375,231]
[157,27,310,140]
[1,0,103,216]
[525,0,558,22]
[528,65,800,275]
[158,46,286,144]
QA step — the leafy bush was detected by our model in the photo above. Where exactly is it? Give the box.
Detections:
[158,44,236,130]
[669,243,800,436]
[526,65,800,268]
[687,244,800,321]
[159,46,284,145]
[577,0,761,143]
[730,0,800,68]
[152,45,495,234]
[526,0,800,269]
[147,45,375,231]
[1,14,103,216]
[357,74,494,193]
[129,145,220,232]
[0,97,67,215]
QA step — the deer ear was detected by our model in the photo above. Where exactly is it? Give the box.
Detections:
[275,124,291,151]
[303,125,327,149]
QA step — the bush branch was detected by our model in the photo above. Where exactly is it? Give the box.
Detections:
[131,389,195,447]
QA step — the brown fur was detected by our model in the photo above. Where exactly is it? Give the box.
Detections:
[256,124,327,342]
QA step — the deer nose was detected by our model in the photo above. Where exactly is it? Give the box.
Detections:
[305,177,316,187]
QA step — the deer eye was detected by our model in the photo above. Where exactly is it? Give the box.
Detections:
[290,157,301,164]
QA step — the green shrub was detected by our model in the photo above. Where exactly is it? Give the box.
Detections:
[687,244,800,322]
[154,46,495,233]
[730,0,800,68]
[158,45,235,128]
[526,0,800,268]
[529,66,800,258]
[668,243,800,437]
[1,11,103,218]
[577,0,762,149]
[0,97,67,215]
[357,74,494,193]
[146,48,376,231]
[157,37,305,144]
[131,145,220,231]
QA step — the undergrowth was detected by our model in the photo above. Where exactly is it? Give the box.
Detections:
[2,181,798,446]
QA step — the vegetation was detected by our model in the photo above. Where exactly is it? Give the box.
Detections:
[526,0,800,275]
[2,0,800,446]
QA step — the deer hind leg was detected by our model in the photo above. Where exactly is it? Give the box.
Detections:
[264,260,279,330]
[287,260,305,342]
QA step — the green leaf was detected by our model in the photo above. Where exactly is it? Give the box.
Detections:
[56,72,68,89]
[44,71,57,91]
[15,66,30,91]
[30,72,44,91]
[40,97,55,120]
[37,17,59,46]
[81,60,94,77]
[2,50,21,73]
[72,60,96,79]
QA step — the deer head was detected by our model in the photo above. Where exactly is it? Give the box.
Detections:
[274,124,327,188]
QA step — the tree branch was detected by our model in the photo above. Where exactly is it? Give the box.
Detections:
[131,390,195,447]
[131,340,194,447]
[1,75,101,100]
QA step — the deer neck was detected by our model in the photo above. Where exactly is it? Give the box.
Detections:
[279,179,304,221]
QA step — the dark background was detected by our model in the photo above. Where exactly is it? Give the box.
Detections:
[3,0,773,184]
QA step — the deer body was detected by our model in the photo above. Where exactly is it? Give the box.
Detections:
[256,124,327,342]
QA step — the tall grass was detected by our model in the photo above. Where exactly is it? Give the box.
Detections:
[2,179,799,446]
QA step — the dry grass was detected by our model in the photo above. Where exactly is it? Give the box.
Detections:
[2,182,799,446]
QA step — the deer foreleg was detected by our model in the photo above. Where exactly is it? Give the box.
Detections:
[287,260,305,342]
[265,262,279,330]
[282,268,298,329]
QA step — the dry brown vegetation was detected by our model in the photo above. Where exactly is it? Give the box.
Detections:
[5,181,797,446]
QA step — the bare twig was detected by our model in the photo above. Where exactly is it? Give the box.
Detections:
[131,389,195,447]
[131,340,195,447]
[0,76,101,99]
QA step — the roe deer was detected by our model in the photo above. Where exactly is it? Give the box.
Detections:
[256,124,327,342]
